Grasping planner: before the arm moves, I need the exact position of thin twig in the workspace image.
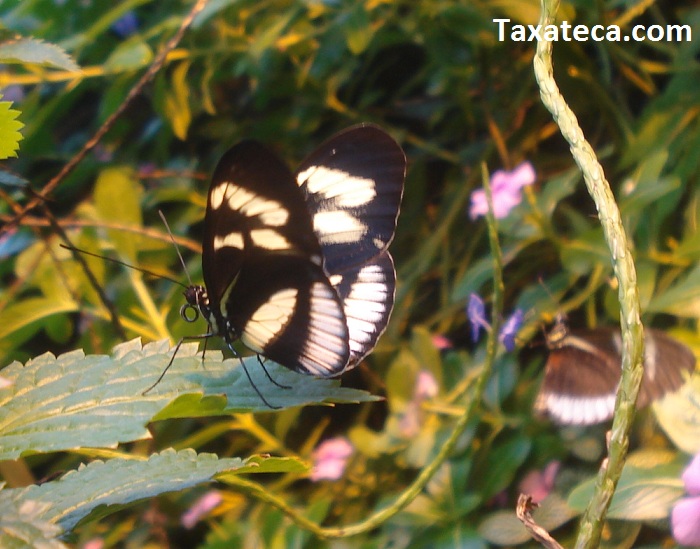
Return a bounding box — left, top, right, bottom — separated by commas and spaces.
0, 214, 202, 253
1, 0, 210, 238
516, 495, 564, 549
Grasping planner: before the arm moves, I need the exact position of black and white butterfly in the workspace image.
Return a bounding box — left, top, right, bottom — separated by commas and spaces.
182, 124, 406, 382
534, 315, 696, 425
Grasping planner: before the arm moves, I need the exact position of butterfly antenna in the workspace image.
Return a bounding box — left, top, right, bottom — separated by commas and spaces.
159, 210, 193, 287
60, 244, 187, 288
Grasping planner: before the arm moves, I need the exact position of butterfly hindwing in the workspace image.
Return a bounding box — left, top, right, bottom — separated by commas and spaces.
295, 124, 406, 274
331, 251, 396, 369
223, 252, 350, 376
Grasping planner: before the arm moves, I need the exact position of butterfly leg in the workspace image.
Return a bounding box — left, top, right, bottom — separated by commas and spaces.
237, 356, 281, 409
142, 333, 212, 395
256, 355, 291, 390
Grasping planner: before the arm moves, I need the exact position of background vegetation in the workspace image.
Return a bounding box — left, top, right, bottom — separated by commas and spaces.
0, 0, 699, 547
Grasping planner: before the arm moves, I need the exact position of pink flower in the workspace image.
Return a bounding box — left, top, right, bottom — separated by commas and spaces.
181, 491, 223, 529
519, 461, 561, 504
399, 371, 439, 437
432, 334, 453, 350
310, 437, 353, 481
672, 454, 700, 546
469, 161, 535, 220
415, 371, 439, 400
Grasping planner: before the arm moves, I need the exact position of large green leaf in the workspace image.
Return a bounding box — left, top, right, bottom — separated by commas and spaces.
0, 339, 379, 460
0, 38, 79, 71
654, 374, 700, 453
1, 449, 303, 537
567, 449, 686, 520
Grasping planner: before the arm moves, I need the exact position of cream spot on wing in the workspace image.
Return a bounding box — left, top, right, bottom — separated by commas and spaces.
213, 232, 244, 250
241, 289, 298, 352
298, 166, 376, 207
250, 229, 292, 250
313, 211, 367, 244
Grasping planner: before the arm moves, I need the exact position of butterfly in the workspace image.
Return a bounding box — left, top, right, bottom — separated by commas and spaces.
182, 124, 406, 383
534, 314, 696, 425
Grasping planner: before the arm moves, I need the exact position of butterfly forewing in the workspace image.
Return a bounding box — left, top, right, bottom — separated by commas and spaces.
295, 124, 406, 274
204, 141, 323, 303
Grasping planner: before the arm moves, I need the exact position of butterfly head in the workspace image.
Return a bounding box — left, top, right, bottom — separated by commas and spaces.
546, 312, 570, 350
181, 285, 212, 324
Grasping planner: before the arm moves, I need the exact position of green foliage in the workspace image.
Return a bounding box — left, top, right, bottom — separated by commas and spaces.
0, 338, 377, 461
0, 98, 23, 159
0, 0, 699, 547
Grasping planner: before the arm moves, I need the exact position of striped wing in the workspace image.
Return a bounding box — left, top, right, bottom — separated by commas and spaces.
535, 328, 696, 425
331, 251, 396, 370
295, 124, 406, 274
202, 141, 350, 375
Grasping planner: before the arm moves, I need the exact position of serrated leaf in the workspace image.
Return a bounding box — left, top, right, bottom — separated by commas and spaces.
0, 99, 23, 159
0, 498, 65, 549
567, 449, 686, 520
0, 339, 378, 460
0, 38, 80, 72
2, 449, 296, 536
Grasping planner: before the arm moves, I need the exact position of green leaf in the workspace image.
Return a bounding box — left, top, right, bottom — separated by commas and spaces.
0, 98, 23, 159
478, 494, 576, 545
473, 435, 531, 500
104, 38, 153, 72
164, 61, 192, 140
0, 38, 79, 72
0, 339, 378, 460
344, 4, 372, 55
654, 373, 700, 453
0, 296, 78, 345
93, 167, 143, 259
567, 449, 686, 520
647, 263, 700, 317
0, 498, 65, 549
2, 449, 296, 536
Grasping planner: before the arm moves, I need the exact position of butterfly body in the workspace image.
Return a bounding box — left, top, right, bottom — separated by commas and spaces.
535, 316, 696, 425
184, 125, 405, 377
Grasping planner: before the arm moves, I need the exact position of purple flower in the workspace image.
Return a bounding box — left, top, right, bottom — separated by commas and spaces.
468, 293, 489, 342
310, 437, 353, 481
672, 454, 700, 546
499, 309, 523, 352
181, 490, 223, 529
469, 161, 536, 220
112, 11, 138, 38
468, 293, 521, 352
